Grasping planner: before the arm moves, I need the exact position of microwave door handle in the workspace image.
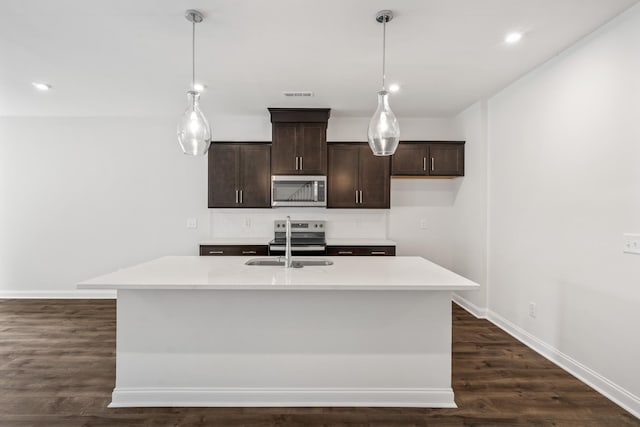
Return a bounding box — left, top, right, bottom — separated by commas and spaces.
313, 181, 318, 201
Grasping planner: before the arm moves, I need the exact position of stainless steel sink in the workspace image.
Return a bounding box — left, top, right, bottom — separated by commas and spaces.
245, 258, 333, 268
245, 258, 285, 266
294, 259, 333, 266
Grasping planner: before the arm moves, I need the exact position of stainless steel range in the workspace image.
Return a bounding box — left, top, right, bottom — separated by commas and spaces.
269, 219, 326, 256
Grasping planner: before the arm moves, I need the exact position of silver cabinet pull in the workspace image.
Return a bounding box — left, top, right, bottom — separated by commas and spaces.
300, 156, 303, 170
359, 190, 363, 204
295, 157, 299, 170
235, 190, 239, 204
431, 157, 435, 171
338, 251, 353, 255
423, 157, 427, 171
239, 190, 243, 204
209, 250, 224, 255
355, 190, 358, 204
242, 250, 256, 255
371, 251, 387, 255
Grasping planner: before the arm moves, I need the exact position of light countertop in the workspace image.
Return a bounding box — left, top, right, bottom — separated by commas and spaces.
325, 238, 396, 246
78, 256, 479, 291
200, 238, 397, 246
200, 238, 270, 246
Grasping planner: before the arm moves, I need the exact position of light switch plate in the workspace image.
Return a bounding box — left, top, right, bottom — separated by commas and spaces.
186, 218, 198, 229
623, 233, 640, 255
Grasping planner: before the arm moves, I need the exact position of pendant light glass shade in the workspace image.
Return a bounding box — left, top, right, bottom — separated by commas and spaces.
177, 91, 211, 156
368, 10, 400, 156
177, 10, 211, 156
367, 89, 400, 156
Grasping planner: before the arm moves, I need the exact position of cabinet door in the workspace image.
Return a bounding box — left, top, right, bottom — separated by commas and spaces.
327, 144, 359, 208
208, 144, 239, 208
358, 145, 390, 209
391, 144, 428, 175
239, 145, 271, 208
326, 246, 396, 256
429, 144, 464, 176
298, 123, 327, 175
271, 124, 298, 174
200, 245, 269, 256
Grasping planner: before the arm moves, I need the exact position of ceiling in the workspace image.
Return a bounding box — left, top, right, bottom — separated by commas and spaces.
1, 0, 637, 118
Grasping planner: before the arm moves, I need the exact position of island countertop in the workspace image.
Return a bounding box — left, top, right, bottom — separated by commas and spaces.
78, 255, 479, 291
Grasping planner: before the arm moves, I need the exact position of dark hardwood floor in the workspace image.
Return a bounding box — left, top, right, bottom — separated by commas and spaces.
0, 299, 637, 427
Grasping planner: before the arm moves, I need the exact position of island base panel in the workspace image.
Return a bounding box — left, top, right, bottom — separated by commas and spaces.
112, 289, 456, 407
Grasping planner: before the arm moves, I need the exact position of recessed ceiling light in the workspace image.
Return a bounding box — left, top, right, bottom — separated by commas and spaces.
32, 82, 52, 91
389, 83, 400, 93
193, 83, 205, 92
505, 32, 523, 44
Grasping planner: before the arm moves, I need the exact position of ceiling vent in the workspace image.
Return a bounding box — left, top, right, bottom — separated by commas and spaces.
283, 91, 314, 97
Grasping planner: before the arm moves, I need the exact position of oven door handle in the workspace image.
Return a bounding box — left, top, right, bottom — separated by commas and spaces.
269, 245, 326, 251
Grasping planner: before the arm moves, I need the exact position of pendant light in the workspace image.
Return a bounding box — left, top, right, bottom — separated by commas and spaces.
367, 10, 400, 156
177, 9, 211, 156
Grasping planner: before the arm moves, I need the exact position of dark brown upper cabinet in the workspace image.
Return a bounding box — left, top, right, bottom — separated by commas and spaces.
327, 143, 390, 209
391, 141, 465, 177
268, 108, 331, 175
208, 142, 271, 208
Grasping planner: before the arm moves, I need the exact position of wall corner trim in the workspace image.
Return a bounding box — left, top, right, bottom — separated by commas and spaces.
452, 293, 488, 319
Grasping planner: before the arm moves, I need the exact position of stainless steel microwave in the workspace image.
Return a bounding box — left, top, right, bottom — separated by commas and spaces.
271, 175, 327, 207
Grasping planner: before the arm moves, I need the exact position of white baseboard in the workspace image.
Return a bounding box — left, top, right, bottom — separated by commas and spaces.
452, 293, 488, 318
109, 387, 457, 408
0, 290, 116, 299
487, 309, 640, 420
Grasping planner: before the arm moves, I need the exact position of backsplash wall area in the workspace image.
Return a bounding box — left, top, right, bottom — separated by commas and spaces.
209, 209, 389, 241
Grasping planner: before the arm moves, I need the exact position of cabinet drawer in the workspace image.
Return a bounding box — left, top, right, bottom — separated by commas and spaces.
200, 245, 269, 256
326, 246, 396, 256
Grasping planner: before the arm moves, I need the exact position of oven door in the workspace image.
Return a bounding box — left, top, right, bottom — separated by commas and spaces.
269, 245, 327, 256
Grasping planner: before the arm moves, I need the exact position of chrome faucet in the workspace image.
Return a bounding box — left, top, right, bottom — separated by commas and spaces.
284, 216, 293, 268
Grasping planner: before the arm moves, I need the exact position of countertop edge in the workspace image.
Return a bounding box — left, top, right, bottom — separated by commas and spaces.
78, 284, 479, 291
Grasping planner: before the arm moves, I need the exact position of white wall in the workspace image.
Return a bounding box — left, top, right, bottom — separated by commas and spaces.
486, 5, 640, 414
0, 114, 461, 296
450, 101, 489, 313
0, 117, 210, 297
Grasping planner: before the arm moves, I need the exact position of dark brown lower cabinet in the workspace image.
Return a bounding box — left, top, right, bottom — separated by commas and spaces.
326, 246, 396, 256
200, 245, 269, 256
208, 143, 271, 208
327, 143, 390, 209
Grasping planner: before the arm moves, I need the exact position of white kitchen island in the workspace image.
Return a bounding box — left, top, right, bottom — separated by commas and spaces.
78, 255, 478, 408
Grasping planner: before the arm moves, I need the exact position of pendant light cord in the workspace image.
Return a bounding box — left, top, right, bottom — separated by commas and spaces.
192, 20, 196, 89
381, 17, 386, 90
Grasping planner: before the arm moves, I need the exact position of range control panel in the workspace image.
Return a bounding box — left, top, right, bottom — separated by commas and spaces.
274, 220, 325, 231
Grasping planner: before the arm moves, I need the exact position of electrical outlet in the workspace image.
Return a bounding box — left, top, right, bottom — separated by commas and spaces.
186, 218, 197, 229
623, 233, 640, 255
528, 302, 537, 318
420, 219, 428, 229
244, 218, 251, 228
